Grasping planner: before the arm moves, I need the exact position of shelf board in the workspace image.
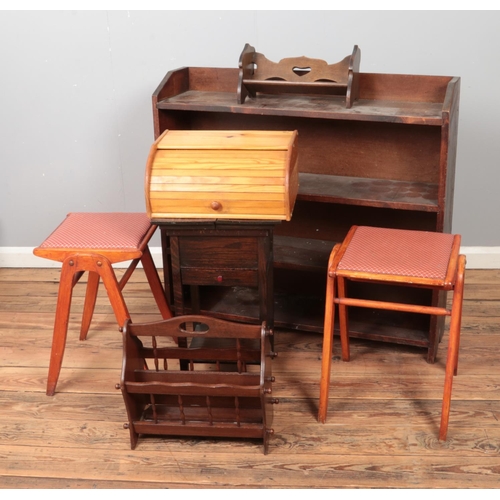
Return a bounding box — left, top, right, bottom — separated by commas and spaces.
273, 235, 333, 272
298, 173, 439, 212
157, 91, 445, 126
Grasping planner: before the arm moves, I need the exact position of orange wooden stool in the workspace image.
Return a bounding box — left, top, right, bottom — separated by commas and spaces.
318, 225, 466, 441
34, 212, 172, 396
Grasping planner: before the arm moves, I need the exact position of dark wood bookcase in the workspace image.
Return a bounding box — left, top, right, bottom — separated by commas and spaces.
151, 65, 460, 363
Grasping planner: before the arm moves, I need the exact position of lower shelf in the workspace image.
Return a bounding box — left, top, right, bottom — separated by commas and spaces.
192, 285, 431, 348
163, 232, 444, 360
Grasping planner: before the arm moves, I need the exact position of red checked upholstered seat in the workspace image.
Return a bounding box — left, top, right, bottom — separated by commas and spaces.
336, 226, 457, 284
36, 212, 155, 262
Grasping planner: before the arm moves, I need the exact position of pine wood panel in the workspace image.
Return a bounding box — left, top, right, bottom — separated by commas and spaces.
0, 268, 499, 488
145, 130, 298, 221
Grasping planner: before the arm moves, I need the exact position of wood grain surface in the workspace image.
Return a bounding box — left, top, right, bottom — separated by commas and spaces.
1, 268, 499, 489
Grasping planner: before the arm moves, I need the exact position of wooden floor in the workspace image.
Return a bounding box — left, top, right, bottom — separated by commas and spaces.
1, 267, 500, 489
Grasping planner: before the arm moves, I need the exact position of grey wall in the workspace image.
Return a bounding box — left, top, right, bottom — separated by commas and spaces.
1, 10, 499, 247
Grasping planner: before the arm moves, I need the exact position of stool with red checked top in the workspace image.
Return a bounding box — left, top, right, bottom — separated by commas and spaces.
317, 225, 466, 441
34, 212, 172, 396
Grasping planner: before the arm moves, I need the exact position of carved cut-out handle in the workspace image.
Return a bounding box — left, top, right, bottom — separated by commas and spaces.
292, 66, 311, 77
178, 321, 210, 334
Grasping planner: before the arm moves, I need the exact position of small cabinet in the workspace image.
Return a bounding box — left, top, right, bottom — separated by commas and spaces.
151, 48, 460, 363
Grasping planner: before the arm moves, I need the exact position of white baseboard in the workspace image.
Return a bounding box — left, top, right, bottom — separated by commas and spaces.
0, 246, 499, 270
458, 247, 500, 269
0, 247, 164, 269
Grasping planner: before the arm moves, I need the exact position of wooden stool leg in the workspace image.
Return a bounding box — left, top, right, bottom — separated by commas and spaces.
439, 255, 466, 441
318, 265, 337, 423
426, 291, 443, 363
48, 254, 131, 396
140, 245, 172, 320
80, 271, 100, 341
337, 276, 350, 362
92, 256, 131, 328
450, 255, 466, 375
47, 258, 78, 396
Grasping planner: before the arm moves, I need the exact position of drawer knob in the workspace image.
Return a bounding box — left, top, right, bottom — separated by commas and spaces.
211, 201, 222, 211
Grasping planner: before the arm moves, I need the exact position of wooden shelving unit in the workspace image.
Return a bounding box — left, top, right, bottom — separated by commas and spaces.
151, 52, 460, 363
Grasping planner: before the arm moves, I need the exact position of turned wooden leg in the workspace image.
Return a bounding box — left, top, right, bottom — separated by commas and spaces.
46, 257, 77, 396
80, 271, 100, 341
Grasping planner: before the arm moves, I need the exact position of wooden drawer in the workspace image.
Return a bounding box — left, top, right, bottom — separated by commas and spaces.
178, 236, 259, 286
181, 268, 259, 287
178, 236, 258, 269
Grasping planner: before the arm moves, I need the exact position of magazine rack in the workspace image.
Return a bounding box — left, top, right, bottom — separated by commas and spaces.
118, 315, 277, 453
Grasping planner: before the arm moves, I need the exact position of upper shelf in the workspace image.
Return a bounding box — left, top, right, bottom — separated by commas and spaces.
153, 67, 460, 129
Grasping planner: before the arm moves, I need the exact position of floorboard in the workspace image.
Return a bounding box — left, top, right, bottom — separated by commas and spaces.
0, 268, 499, 489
